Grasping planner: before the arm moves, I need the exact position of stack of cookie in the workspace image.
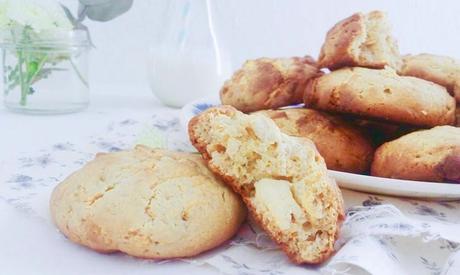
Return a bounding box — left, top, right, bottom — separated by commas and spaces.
49, 10, 459, 267
221, 10, 460, 183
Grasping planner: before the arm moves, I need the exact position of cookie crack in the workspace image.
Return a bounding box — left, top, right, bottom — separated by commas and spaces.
144, 193, 156, 220
87, 185, 116, 206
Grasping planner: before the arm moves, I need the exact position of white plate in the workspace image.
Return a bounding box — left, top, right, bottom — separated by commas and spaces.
181, 97, 460, 200
330, 170, 460, 200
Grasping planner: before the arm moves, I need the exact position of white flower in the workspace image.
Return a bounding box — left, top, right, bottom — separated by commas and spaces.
0, 0, 72, 32
0, 2, 9, 29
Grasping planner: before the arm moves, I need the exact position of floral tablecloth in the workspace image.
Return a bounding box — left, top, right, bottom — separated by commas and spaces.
1, 94, 459, 275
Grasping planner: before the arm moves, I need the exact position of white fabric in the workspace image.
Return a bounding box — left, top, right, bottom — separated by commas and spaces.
1, 92, 459, 275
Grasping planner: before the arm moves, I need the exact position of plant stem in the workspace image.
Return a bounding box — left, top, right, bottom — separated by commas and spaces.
2, 50, 8, 96
17, 50, 28, 106
69, 58, 88, 87
28, 54, 48, 84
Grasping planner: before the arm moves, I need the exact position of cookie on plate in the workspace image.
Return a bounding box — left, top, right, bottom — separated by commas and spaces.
318, 11, 402, 70
304, 67, 456, 127
188, 106, 344, 264
220, 56, 322, 113
371, 126, 460, 183
348, 117, 418, 146
456, 105, 460, 127
400, 54, 460, 103
50, 146, 246, 259
255, 108, 374, 173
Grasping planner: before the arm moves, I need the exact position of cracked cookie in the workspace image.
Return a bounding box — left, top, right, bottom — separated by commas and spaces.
255, 108, 374, 173
220, 56, 322, 113
304, 67, 456, 127
50, 145, 246, 259
371, 126, 460, 183
400, 53, 460, 104
318, 11, 402, 70
188, 106, 344, 264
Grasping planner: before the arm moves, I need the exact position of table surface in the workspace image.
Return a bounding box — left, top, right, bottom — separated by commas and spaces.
1, 85, 459, 275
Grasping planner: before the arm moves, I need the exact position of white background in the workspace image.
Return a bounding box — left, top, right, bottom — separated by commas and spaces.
70, 0, 460, 95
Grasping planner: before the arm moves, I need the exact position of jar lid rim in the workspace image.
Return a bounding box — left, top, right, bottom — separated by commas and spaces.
0, 28, 91, 48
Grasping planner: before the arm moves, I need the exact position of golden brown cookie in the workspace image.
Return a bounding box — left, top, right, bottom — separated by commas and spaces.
220, 56, 322, 113
304, 67, 456, 127
50, 146, 246, 259
255, 108, 374, 173
371, 126, 460, 183
400, 54, 460, 103
188, 106, 344, 264
318, 11, 402, 70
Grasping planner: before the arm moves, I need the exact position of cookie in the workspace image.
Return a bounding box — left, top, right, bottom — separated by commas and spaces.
304, 67, 456, 127
371, 126, 460, 183
318, 11, 402, 70
50, 146, 246, 259
348, 117, 418, 146
255, 108, 374, 173
220, 56, 322, 113
456, 105, 460, 127
400, 53, 460, 103
188, 106, 344, 264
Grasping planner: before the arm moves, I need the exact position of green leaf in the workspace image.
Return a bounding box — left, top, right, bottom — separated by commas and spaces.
7, 65, 19, 79
30, 68, 53, 84
60, 4, 95, 47
27, 61, 39, 76
78, 0, 133, 22
60, 4, 78, 26
80, 0, 116, 5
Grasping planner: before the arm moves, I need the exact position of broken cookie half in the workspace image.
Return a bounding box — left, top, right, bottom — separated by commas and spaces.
318, 10, 402, 71
188, 105, 345, 264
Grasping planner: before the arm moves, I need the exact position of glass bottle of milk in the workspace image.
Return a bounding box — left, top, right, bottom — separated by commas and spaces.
148, 0, 232, 107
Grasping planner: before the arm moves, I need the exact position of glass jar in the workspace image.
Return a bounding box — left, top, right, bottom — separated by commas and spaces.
0, 29, 90, 114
